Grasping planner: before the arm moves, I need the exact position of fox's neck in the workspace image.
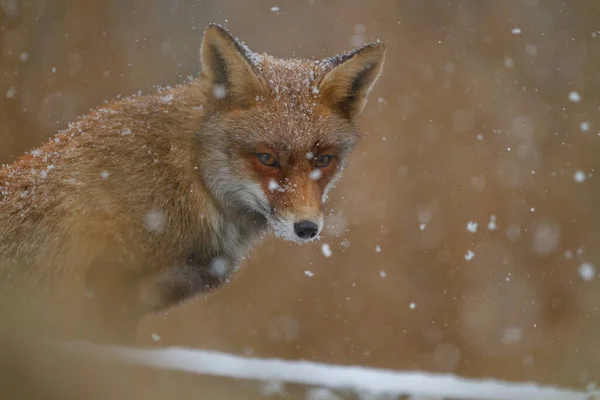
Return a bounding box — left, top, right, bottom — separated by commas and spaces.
216, 206, 269, 261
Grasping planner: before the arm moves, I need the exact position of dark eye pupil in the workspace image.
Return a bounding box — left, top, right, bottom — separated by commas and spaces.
257, 153, 277, 167
316, 155, 331, 167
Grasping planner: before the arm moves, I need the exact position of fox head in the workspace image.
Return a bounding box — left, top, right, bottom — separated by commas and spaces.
195, 24, 386, 243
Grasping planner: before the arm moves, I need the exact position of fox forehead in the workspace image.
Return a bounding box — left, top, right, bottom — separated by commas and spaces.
219, 56, 358, 153
223, 107, 357, 155
257, 54, 329, 103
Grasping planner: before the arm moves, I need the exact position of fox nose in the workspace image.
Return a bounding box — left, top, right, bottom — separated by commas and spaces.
294, 220, 319, 240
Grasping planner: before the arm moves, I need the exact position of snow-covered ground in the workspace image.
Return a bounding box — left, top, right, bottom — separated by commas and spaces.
59, 342, 599, 400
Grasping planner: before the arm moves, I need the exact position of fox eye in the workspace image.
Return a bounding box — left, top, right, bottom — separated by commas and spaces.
256, 153, 279, 167
315, 154, 333, 168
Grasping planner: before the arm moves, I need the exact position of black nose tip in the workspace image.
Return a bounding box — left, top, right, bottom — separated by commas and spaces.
294, 220, 319, 240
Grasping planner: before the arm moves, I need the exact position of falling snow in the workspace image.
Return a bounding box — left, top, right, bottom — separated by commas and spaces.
574, 170, 586, 183
466, 221, 478, 233
579, 262, 595, 281
465, 250, 475, 261
568, 91, 581, 102
213, 85, 227, 99
2, 11, 600, 398
268, 179, 280, 192
309, 169, 322, 181
6, 87, 17, 99
503, 327, 523, 344
504, 56, 515, 68
532, 220, 560, 255
580, 121, 590, 132
525, 44, 537, 56
488, 215, 498, 231
144, 210, 165, 233
209, 257, 231, 278
565, 250, 573, 260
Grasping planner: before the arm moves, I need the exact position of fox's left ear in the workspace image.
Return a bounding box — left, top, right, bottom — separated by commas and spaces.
200, 24, 265, 108
318, 42, 386, 120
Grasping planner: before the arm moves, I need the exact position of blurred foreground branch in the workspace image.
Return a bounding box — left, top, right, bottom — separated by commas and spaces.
52, 341, 599, 400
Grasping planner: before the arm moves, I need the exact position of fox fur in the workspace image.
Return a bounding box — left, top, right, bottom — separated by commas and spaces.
0, 24, 386, 342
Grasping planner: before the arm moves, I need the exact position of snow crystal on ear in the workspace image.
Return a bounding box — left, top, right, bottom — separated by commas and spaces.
319, 41, 383, 70
213, 84, 227, 99
212, 24, 265, 72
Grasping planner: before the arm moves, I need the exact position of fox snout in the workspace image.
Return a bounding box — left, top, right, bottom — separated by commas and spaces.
294, 220, 318, 240
287, 206, 325, 242
268, 206, 325, 244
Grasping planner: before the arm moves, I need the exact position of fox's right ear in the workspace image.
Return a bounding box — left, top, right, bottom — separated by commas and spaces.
200, 24, 265, 108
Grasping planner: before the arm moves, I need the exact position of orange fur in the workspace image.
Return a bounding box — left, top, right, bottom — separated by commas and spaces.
0, 24, 385, 343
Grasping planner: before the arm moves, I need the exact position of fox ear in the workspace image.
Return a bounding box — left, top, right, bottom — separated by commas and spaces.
200, 24, 264, 108
318, 42, 386, 119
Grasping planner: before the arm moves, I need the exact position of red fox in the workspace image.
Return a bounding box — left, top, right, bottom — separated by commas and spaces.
0, 24, 386, 342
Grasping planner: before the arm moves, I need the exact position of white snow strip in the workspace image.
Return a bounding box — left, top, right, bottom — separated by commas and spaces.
55, 342, 597, 400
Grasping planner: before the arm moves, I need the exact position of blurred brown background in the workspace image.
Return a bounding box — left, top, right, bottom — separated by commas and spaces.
2, 0, 600, 394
